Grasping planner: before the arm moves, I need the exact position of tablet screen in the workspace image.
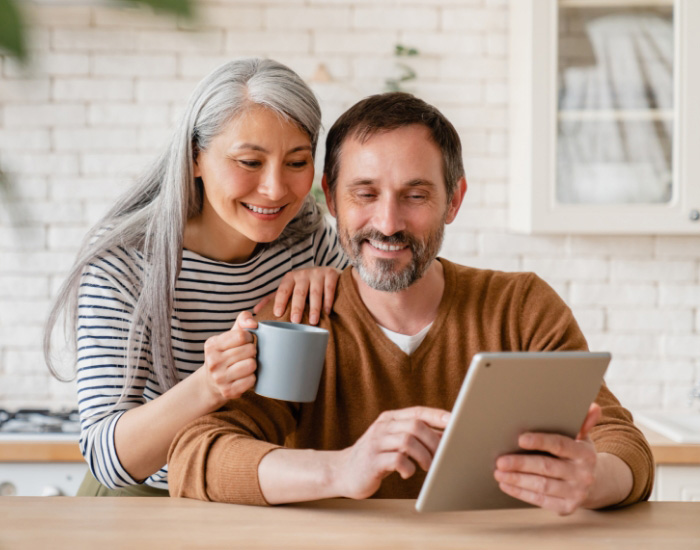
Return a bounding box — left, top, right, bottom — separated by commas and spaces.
415, 351, 610, 512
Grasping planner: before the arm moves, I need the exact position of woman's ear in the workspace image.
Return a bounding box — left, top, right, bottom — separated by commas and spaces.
192, 142, 201, 178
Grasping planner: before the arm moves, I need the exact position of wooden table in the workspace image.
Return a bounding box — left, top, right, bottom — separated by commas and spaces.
1, 497, 699, 550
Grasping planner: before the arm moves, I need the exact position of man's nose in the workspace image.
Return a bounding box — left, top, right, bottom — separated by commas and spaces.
258, 165, 287, 201
374, 197, 406, 236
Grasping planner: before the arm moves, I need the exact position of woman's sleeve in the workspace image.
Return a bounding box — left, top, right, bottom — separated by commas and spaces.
75, 250, 150, 489
311, 216, 349, 269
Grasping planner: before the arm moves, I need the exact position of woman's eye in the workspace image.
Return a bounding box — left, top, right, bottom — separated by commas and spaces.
238, 160, 261, 168
288, 160, 308, 168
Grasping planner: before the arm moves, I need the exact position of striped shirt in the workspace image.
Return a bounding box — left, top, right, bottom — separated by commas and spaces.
76, 218, 348, 490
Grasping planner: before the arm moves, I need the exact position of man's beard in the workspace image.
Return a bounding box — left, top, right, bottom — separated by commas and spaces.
338, 221, 445, 293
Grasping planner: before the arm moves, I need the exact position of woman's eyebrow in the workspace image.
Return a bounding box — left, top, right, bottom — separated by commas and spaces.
231, 143, 312, 154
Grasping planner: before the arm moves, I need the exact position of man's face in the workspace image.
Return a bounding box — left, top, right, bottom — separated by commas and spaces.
324, 124, 462, 292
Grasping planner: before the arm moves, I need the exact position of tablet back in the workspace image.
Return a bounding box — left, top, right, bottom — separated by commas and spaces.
415, 351, 610, 512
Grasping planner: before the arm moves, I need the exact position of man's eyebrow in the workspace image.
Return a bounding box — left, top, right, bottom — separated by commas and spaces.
405, 179, 437, 188
231, 143, 312, 154
347, 179, 375, 187
346, 178, 437, 188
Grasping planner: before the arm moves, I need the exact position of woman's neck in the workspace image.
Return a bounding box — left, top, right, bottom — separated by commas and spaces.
183, 215, 257, 264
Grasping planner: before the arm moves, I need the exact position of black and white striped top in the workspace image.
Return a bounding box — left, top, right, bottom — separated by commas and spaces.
76, 218, 347, 490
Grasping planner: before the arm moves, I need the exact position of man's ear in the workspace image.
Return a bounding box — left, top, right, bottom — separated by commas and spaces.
321, 174, 337, 217
445, 177, 467, 224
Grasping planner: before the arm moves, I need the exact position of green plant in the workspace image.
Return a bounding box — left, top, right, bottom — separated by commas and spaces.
0, 0, 196, 197
0, 0, 194, 63
385, 44, 419, 93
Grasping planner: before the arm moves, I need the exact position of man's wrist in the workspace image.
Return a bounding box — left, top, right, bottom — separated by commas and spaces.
324, 448, 349, 499
584, 452, 634, 509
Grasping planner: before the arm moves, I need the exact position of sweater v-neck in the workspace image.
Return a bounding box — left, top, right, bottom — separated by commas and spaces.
336, 258, 457, 363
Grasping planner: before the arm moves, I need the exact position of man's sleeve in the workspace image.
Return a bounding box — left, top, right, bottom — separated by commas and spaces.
518, 273, 655, 506
167, 393, 298, 505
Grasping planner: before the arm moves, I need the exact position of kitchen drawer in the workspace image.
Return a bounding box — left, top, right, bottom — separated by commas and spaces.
652, 465, 700, 502
0, 462, 87, 496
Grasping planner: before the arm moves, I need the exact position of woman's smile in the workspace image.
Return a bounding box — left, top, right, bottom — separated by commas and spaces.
241, 202, 287, 219
185, 105, 315, 263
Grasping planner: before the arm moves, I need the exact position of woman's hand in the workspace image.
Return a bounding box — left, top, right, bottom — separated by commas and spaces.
200, 311, 259, 408
253, 267, 342, 325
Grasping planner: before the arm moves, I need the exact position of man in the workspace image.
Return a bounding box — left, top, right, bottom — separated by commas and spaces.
168, 93, 653, 515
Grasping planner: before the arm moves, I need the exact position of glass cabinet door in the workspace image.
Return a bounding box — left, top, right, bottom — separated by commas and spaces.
509, 0, 700, 234
557, 1, 674, 205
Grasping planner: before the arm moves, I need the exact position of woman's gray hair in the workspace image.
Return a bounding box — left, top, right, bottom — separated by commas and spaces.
44, 58, 323, 399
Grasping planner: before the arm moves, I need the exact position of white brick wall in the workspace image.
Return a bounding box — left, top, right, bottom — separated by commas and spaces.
0, 0, 698, 413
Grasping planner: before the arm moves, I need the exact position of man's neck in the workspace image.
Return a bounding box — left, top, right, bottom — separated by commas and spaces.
352, 259, 446, 336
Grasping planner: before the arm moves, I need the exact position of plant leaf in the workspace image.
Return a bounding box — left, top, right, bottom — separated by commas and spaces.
0, 0, 27, 62
121, 0, 194, 17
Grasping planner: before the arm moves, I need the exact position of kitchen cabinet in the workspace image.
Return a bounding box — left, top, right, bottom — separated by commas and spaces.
0, 439, 86, 496
509, 0, 700, 234
653, 466, 700, 501
638, 423, 700, 501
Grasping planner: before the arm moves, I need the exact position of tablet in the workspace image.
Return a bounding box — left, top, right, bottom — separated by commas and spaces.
415, 351, 610, 512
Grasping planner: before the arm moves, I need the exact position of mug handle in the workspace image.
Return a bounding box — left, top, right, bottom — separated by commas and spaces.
244, 327, 257, 346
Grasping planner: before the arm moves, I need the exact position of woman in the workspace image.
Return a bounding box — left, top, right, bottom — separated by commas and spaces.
44, 58, 347, 496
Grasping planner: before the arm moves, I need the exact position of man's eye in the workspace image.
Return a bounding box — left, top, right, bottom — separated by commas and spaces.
238, 160, 261, 168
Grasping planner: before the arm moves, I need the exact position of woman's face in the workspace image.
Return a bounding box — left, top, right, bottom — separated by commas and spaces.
192, 105, 314, 260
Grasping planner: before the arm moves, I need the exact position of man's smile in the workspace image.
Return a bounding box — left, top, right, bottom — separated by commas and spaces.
367, 239, 409, 253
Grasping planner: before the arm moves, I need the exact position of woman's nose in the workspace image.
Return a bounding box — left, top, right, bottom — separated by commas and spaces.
258, 165, 287, 201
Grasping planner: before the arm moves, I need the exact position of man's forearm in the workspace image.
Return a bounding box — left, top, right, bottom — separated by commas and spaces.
584, 452, 634, 509
258, 448, 346, 504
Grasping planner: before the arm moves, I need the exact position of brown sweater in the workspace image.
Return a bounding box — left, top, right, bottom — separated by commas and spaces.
168, 259, 654, 506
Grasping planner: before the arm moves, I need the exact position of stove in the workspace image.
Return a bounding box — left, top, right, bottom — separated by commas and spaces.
0, 409, 80, 442
0, 409, 86, 497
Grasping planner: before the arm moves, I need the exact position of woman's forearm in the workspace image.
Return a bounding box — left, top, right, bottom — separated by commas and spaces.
114, 367, 223, 481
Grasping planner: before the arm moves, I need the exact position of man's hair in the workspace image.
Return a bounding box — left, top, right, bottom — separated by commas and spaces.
323, 92, 465, 200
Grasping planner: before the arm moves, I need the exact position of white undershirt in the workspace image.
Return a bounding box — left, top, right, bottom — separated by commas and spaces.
378, 322, 434, 355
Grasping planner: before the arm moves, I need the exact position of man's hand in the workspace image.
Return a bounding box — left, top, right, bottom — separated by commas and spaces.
494, 403, 602, 516
333, 407, 450, 500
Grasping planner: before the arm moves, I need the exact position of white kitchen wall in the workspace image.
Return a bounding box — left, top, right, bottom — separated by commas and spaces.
0, 0, 698, 413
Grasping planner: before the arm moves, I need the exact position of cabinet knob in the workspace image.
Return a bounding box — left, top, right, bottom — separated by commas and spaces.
0, 482, 17, 496
690, 210, 700, 221
41, 486, 63, 497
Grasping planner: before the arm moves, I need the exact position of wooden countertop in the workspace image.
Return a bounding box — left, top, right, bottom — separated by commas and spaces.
1, 498, 698, 550
0, 439, 83, 462
637, 424, 700, 465
0, 425, 698, 465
